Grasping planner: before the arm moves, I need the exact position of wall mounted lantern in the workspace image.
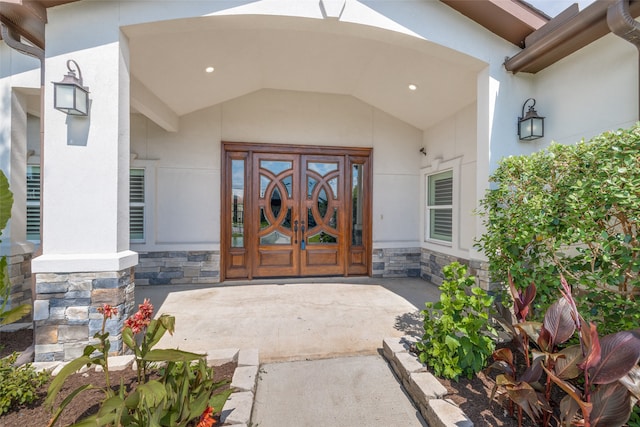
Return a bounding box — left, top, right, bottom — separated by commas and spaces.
53, 59, 89, 116
517, 98, 544, 141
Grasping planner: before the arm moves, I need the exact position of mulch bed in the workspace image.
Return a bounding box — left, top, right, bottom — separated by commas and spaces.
0, 329, 236, 427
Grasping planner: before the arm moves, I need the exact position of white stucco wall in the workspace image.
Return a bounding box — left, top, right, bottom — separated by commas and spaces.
0, 45, 41, 256
535, 33, 637, 147
131, 88, 422, 251
421, 102, 477, 259
8, 0, 633, 274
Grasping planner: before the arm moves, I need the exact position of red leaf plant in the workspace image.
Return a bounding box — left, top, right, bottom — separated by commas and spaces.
489, 273, 640, 427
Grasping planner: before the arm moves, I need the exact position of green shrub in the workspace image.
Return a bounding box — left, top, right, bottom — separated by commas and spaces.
416, 262, 496, 380
0, 353, 49, 414
476, 125, 640, 334
0, 171, 30, 326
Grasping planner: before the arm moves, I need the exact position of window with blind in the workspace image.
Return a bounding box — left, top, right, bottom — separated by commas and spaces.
26, 165, 41, 242
130, 168, 145, 242
427, 170, 453, 242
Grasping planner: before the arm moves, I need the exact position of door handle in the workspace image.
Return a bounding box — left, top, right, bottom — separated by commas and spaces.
294, 220, 298, 244
301, 221, 306, 250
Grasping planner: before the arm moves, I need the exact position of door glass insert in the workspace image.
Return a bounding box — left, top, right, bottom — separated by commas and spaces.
328, 177, 338, 199
308, 162, 337, 176
283, 207, 292, 230
261, 160, 292, 175
270, 187, 282, 218
307, 207, 317, 229
231, 159, 245, 248
307, 177, 317, 199
260, 175, 271, 198
282, 175, 293, 197
352, 163, 363, 246
329, 208, 337, 229
260, 207, 269, 230
317, 188, 328, 217
260, 230, 291, 245
308, 231, 337, 244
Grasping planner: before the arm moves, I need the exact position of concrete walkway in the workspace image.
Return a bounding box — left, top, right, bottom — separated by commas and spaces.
137, 277, 440, 426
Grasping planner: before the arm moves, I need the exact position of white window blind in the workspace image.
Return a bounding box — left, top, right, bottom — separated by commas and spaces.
427, 170, 453, 242
130, 168, 145, 242
26, 165, 41, 242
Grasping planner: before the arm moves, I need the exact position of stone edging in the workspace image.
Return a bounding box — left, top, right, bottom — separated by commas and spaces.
382, 337, 473, 427
31, 347, 259, 427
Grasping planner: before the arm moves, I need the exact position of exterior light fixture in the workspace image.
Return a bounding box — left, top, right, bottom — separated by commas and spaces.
53, 59, 89, 116
517, 98, 544, 141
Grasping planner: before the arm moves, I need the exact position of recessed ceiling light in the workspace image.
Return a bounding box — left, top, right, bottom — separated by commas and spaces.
205, 66, 215, 73
408, 84, 417, 91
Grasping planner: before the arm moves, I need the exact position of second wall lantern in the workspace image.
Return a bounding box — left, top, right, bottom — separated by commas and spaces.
53, 59, 89, 116
518, 98, 544, 141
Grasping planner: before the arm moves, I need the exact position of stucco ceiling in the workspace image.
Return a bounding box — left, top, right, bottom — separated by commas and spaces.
123, 15, 485, 131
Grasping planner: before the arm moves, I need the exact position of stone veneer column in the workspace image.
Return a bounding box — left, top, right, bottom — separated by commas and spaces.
420, 248, 498, 291
4, 253, 33, 320
33, 27, 136, 361
33, 269, 135, 362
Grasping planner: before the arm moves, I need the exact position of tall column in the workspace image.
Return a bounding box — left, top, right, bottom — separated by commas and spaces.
32, 33, 137, 361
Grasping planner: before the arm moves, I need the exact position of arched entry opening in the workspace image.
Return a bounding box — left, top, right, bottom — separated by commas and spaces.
124, 12, 484, 283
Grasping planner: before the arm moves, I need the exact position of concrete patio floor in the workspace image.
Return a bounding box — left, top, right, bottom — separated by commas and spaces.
137, 277, 440, 362
137, 277, 442, 426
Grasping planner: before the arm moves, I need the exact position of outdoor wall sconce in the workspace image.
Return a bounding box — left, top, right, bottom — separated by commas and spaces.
517, 98, 544, 141
53, 59, 89, 116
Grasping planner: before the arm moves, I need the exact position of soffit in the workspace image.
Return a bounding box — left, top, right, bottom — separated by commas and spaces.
125, 16, 484, 130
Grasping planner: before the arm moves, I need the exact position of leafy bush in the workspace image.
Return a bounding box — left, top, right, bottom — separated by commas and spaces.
0, 353, 49, 414
476, 125, 640, 334
0, 171, 30, 326
416, 262, 496, 380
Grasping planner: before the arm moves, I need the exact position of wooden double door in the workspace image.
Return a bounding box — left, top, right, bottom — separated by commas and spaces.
222, 143, 371, 280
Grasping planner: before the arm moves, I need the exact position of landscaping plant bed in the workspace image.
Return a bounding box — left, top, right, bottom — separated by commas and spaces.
436, 365, 536, 427
0, 329, 236, 427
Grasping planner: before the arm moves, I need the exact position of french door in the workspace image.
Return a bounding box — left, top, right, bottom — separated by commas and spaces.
222, 142, 371, 280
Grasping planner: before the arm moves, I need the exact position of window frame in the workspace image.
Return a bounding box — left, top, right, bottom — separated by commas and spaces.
129, 167, 146, 244
426, 170, 453, 243
422, 156, 462, 247
26, 164, 41, 243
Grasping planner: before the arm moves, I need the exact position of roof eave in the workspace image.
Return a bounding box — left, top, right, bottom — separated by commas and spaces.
441, 0, 548, 47
505, 0, 640, 74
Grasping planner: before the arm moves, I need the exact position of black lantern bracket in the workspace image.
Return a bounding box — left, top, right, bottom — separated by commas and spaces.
517, 98, 544, 141
53, 59, 90, 116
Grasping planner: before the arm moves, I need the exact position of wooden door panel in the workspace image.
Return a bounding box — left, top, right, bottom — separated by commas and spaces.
222, 142, 371, 280
252, 153, 300, 277
300, 155, 345, 276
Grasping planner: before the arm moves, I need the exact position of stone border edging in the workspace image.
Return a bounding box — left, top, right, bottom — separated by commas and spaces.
383, 337, 473, 427
31, 347, 259, 427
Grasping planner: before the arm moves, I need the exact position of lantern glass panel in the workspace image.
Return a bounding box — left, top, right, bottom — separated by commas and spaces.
74, 88, 88, 115
55, 84, 75, 110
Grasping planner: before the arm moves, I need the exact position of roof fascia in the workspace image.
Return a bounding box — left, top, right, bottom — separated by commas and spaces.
505, 0, 640, 73
0, 0, 76, 49
441, 0, 548, 47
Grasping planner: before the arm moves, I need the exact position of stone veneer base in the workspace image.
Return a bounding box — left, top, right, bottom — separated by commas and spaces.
420, 248, 496, 291
33, 268, 135, 362
372, 247, 421, 278
135, 251, 220, 285
1, 252, 34, 321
